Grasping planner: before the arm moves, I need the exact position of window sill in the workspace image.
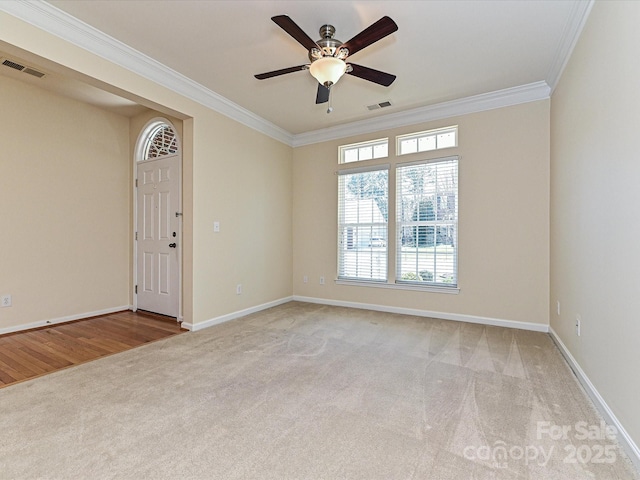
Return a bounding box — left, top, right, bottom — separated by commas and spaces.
335, 279, 460, 294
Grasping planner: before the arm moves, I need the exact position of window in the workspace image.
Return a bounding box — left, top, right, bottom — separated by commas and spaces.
143, 123, 178, 160
397, 126, 457, 156
339, 138, 388, 164
338, 166, 389, 281
336, 128, 459, 291
396, 156, 458, 287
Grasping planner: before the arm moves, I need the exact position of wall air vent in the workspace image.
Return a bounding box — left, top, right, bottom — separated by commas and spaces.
366, 100, 392, 111
1, 58, 46, 78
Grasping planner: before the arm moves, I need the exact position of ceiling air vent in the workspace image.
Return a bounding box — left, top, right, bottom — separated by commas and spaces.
1, 58, 46, 78
23, 67, 46, 78
366, 100, 392, 111
2, 59, 25, 71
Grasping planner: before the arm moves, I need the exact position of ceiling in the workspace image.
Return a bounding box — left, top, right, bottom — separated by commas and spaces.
0, 46, 148, 117
4, 1, 589, 137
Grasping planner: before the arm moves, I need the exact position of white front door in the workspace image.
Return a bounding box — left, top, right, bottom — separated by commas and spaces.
136, 154, 180, 317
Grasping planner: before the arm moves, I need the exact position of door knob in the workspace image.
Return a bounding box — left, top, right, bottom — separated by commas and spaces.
169, 243, 177, 248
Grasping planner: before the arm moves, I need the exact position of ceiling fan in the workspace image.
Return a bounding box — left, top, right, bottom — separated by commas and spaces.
255, 15, 398, 107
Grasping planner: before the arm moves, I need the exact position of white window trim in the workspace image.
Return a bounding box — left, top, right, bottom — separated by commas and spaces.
337, 164, 389, 282
396, 125, 458, 157
395, 155, 459, 289
335, 278, 460, 294
338, 163, 391, 175
339, 137, 389, 164
396, 155, 460, 168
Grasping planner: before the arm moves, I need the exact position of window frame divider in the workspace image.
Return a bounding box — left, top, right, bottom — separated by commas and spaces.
337, 163, 390, 176
396, 155, 459, 169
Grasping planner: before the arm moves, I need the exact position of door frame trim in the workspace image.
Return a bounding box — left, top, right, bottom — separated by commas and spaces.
132, 118, 183, 322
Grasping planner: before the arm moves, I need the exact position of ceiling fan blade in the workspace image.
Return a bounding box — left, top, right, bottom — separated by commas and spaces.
347, 63, 396, 87
340, 16, 398, 57
316, 84, 330, 104
254, 65, 308, 80
271, 15, 320, 51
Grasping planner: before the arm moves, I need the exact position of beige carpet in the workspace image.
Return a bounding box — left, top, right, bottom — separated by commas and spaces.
0, 302, 637, 479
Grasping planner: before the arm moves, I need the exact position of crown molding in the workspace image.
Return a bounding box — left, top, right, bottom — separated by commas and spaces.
1, 0, 581, 149
0, 0, 294, 146
546, 0, 594, 93
292, 81, 551, 147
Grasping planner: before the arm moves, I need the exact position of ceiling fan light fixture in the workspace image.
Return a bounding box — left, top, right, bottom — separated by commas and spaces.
309, 56, 347, 88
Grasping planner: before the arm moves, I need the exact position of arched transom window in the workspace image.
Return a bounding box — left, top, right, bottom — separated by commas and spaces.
143, 123, 178, 160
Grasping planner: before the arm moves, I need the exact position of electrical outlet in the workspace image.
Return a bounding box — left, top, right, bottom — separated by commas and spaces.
1, 295, 12, 307
303, 276, 308, 283
576, 314, 581, 337
319, 276, 325, 285
236, 284, 242, 295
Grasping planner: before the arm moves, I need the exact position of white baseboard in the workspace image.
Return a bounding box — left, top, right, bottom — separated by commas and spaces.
0, 305, 133, 335
549, 327, 640, 471
181, 296, 294, 332
292, 295, 549, 332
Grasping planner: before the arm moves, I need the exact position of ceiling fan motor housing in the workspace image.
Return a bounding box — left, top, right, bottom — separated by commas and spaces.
309, 24, 346, 61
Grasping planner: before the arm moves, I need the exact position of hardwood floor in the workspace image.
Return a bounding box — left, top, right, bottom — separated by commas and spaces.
0, 310, 186, 388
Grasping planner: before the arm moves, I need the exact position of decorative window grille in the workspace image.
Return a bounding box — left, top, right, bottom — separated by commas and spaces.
143, 124, 178, 160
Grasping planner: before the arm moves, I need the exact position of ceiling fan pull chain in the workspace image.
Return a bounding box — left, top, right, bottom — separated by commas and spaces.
327, 90, 334, 114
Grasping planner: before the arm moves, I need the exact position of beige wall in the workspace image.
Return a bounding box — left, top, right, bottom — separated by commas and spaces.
550, 1, 640, 448
0, 12, 293, 329
293, 100, 550, 326
0, 74, 131, 330
190, 116, 293, 324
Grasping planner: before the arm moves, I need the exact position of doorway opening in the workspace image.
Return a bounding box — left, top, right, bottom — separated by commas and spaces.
133, 118, 182, 320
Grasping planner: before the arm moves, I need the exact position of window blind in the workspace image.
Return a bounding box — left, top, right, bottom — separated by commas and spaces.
338, 166, 389, 281
396, 156, 458, 287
